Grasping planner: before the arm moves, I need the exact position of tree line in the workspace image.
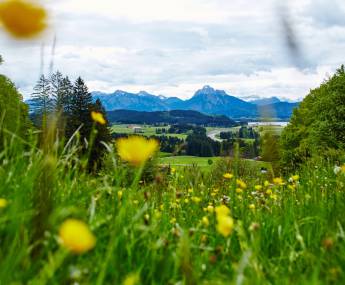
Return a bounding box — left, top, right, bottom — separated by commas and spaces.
30, 71, 111, 170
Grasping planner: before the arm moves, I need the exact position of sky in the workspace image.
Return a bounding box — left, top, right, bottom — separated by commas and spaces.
1, 0, 345, 101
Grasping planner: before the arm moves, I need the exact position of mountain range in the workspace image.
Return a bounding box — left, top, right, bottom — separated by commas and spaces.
93, 86, 299, 120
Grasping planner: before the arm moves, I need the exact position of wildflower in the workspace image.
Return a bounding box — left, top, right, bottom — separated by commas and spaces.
292, 175, 299, 181
236, 179, 247, 189
202, 216, 209, 227
188, 188, 193, 194
266, 189, 272, 195
59, 219, 96, 254
273, 177, 284, 186
0, 0, 47, 39
117, 190, 123, 200
249, 204, 255, 210
191, 196, 201, 203
254, 185, 262, 191
264, 180, 270, 187
123, 272, 140, 285
184, 198, 189, 204
334, 165, 341, 175
91, 111, 106, 125
236, 188, 243, 194
223, 173, 233, 179
116, 136, 159, 166
0, 198, 7, 208
288, 184, 296, 191
216, 215, 234, 237
207, 205, 214, 213
215, 205, 231, 217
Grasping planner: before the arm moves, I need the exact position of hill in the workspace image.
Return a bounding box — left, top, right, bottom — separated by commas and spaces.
93, 86, 299, 120
106, 109, 237, 127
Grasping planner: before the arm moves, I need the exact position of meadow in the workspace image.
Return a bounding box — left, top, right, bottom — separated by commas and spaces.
1, 130, 345, 284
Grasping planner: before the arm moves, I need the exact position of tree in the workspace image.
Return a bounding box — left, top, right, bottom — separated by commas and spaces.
31, 75, 53, 127
280, 65, 345, 171
0, 75, 31, 146
69, 77, 93, 139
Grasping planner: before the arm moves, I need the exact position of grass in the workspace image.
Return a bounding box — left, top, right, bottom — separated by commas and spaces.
1, 126, 345, 284
111, 124, 188, 139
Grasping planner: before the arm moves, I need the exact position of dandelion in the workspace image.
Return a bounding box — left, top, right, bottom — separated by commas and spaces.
123, 273, 140, 285
254, 185, 262, 191
0, 0, 47, 39
236, 188, 243, 194
223, 173, 233, 179
191, 196, 201, 203
117, 190, 123, 200
207, 205, 214, 213
216, 215, 234, 237
273, 177, 284, 186
236, 179, 247, 189
59, 219, 96, 254
116, 136, 159, 166
91, 111, 106, 125
292, 175, 299, 181
264, 180, 270, 187
202, 216, 209, 227
215, 205, 231, 217
249, 204, 255, 210
0, 198, 7, 208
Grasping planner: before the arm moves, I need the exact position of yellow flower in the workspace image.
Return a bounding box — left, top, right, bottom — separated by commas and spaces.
123, 273, 140, 285
0, 198, 7, 208
236, 188, 243, 194
117, 190, 123, 200
116, 136, 159, 166
191, 196, 201, 203
0, 0, 47, 39
266, 189, 272, 195
91, 111, 106, 125
202, 216, 209, 227
223, 173, 233, 179
215, 205, 230, 217
254, 185, 262, 191
59, 219, 96, 254
188, 188, 193, 193
184, 198, 189, 204
236, 179, 247, 189
264, 180, 270, 187
216, 216, 234, 237
273, 177, 284, 186
291, 175, 299, 181
171, 167, 176, 174
207, 205, 214, 213
249, 204, 255, 210
170, 217, 176, 224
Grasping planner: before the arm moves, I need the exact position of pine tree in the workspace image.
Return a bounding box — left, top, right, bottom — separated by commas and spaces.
31, 75, 53, 127
69, 77, 93, 139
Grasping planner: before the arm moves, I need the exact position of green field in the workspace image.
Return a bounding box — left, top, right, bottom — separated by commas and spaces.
111, 124, 188, 139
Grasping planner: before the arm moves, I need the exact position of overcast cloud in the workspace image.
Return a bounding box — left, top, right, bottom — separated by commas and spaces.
0, 0, 345, 100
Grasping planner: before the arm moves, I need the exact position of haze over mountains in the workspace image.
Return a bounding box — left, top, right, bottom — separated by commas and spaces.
93, 85, 298, 120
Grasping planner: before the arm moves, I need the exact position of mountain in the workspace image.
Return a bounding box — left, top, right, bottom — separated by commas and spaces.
92, 86, 299, 120
250, 97, 281, 106
107, 109, 237, 127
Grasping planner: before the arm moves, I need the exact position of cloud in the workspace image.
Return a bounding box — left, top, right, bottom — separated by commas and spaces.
0, 0, 344, 101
